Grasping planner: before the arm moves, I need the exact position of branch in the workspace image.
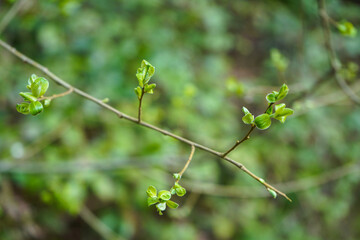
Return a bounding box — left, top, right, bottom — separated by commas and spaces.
221, 103, 274, 157
317, 0, 360, 105
0, 0, 27, 35
176, 145, 196, 182
37, 87, 74, 101
137, 88, 145, 123
0, 39, 291, 202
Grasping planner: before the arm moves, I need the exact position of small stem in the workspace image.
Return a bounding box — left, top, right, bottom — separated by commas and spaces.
222, 126, 255, 158
317, 0, 360, 105
137, 88, 145, 123
37, 87, 74, 101
222, 103, 274, 157
176, 145, 196, 182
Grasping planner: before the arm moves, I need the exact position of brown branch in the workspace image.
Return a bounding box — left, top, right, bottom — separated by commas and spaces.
176, 145, 196, 182
37, 87, 74, 101
0, 39, 291, 202
222, 103, 274, 157
317, 0, 360, 105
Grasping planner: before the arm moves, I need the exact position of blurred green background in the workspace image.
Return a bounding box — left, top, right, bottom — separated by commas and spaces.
1, 0, 360, 239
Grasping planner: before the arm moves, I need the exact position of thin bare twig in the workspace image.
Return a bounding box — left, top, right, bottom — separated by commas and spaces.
37, 87, 74, 101
0, 0, 28, 34
317, 0, 360, 105
176, 145, 196, 182
0, 39, 291, 201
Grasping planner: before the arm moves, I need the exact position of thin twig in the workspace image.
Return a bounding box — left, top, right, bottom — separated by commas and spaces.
317, 0, 360, 105
0, 39, 291, 201
0, 0, 27, 34
137, 88, 145, 123
176, 145, 196, 182
79, 206, 125, 240
37, 87, 74, 101
222, 103, 274, 157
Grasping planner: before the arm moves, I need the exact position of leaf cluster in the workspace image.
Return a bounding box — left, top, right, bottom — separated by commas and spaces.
16, 74, 51, 116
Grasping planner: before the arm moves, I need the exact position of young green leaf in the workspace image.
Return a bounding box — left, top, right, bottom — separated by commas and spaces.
266, 105, 273, 115
136, 60, 155, 87
173, 183, 186, 197
337, 20, 357, 37
254, 114, 271, 130
29, 101, 43, 116
270, 49, 289, 72
173, 173, 181, 181
266, 93, 277, 103
242, 107, 254, 124
273, 103, 294, 119
144, 83, 156, 94
147, 197, 159, 206
146, 185, 157, 198
19, 92, 37, 102
166, 200, 179, 209
267, 188, 277, 199
134, 86, 142, 99
242, 113, 254, 125
277, 84, 289, 101
158, 190, 172, 201
16, 102, 30, 115
156, 202, 166, 212
31, 77, 49, 98
42, 99, 52, 108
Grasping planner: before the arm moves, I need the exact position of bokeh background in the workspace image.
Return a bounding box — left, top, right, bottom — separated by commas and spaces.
1, 0, 360, 239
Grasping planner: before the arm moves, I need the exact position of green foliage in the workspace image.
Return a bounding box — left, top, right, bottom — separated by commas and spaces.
29, 101, 44, 116
254, 114, 271, 130
134, 60, 156, 99
242, 107, 255, 125
337, 20, 357, 37
146, 179, 186, 215
17, 74, 50, 116
244, 84, 293, 130
270, 49, 289, 72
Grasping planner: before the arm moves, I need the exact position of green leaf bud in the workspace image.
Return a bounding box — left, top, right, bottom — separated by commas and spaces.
277, 84, 289, 101
266, 93, 277, 103
173, 182, 186, 197
242, 113, 254, 125
158, 190, 172, 201
173, 173, 181, 181
146, 185, 157, 198
31, 77, 49, 98
29, 101, 44, 116
136, 60, 155, 87
144, 83, 156, 94
19, 92, 37, 102
267, 188, 277, 199
147, 197, 159, 207
337, 20, 357, 37
266, 105, 273, 115
134, 86, 142, 99
254, 114, 271, 130
166, 200, 179, 209
156, 202, 166, 212
42, 99, 51, 108
242, 107, 254, 124
16, 102, 30, 115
